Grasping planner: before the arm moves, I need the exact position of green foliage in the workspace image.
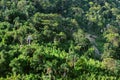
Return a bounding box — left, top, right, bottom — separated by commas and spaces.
73, 29, 88, 46
0, 0, 120, 79
103, 25, 120, 59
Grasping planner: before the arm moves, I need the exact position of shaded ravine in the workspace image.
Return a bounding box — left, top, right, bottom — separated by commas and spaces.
85, 33, 101, 57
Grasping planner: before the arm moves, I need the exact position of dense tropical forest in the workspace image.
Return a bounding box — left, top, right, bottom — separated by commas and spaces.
0, 0, 120, 80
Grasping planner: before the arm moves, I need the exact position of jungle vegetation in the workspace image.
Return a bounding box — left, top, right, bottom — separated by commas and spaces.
0, 0, 120, 80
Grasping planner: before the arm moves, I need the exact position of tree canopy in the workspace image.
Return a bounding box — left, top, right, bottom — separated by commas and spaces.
0, 0, 120, 80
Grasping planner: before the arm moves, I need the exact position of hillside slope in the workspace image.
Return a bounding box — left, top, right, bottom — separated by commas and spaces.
0, 0, 120, 80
